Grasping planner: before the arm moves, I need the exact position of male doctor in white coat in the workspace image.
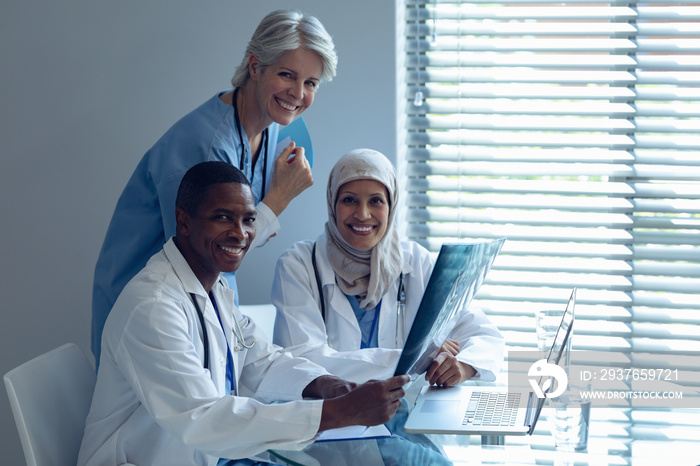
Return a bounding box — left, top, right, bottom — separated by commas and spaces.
78, 161, 408, 466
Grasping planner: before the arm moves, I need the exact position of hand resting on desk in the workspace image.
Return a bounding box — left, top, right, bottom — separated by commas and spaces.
425, 338, 477, 387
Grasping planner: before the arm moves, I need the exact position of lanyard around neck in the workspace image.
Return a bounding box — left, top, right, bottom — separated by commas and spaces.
231, 87, 268, 197
209, 292, 235, 392
189, 292, 235, 393
312, 240, 406, 347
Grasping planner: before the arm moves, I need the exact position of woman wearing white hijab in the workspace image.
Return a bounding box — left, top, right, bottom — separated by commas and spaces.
271, 149, 504, 384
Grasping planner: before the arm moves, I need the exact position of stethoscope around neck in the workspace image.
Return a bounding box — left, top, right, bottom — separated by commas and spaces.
188, 291, 256, 372
311, 241, 407, 348
232, 87, 268, 197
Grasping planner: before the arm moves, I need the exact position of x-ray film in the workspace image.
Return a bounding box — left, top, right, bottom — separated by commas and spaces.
393, 238, 505, 378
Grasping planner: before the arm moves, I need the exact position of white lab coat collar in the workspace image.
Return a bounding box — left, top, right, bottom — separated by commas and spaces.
162, 237, 240, 393
315, 233, 416, 349
163, 238, 228, 335
163, 237, 228, 299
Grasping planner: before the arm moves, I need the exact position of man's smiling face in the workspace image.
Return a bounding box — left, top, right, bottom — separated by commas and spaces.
177, 182, 257, 289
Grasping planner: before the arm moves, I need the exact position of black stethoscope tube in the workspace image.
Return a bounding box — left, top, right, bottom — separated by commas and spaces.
231, 87, 268, 198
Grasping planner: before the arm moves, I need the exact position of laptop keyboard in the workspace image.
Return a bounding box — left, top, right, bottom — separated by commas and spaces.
462, 391, 521, 427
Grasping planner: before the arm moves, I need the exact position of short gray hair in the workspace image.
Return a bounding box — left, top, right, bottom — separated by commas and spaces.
231, 10, 337, 88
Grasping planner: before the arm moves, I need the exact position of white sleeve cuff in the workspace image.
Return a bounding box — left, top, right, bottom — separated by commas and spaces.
250, 201, 281, 249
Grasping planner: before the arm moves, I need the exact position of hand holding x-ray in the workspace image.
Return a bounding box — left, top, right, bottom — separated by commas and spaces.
393, 238, 506, 379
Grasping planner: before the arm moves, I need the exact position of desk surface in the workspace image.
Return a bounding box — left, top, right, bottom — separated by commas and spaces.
268, 380, 700, 466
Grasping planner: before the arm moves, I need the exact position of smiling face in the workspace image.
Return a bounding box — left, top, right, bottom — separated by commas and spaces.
335, 179, 390, 251
176, 182, 257, 291
250, 47, 323, 127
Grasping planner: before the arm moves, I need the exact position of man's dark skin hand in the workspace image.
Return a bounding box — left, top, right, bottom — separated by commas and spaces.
302, 374, 357, 399
303, 374, 410, 432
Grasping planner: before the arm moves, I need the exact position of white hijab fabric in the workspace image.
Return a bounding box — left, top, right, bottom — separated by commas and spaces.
325, 148, 403, 309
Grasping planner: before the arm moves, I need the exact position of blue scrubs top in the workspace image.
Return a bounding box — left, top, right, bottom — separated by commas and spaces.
91, 90, 280, 363
347, 295, 380, 349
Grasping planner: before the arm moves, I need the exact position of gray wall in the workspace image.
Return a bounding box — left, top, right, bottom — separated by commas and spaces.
0, 1, 398, 463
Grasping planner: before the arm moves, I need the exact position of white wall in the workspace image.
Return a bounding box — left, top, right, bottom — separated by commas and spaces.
0, 1, 398, 462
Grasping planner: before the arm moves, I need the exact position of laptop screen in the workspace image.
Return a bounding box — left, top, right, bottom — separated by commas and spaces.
527, 288, 577, 433
393, 238, 505, 378
547, 288, 576, 366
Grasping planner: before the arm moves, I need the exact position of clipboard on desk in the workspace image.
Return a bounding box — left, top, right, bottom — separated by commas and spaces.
315, 424, 391, 443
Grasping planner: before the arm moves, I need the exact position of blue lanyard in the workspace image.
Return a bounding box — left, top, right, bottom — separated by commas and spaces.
209, 292, 235, 393
361, 299, 382, 349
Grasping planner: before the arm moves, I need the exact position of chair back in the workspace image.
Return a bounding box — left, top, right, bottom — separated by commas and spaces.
4, 343, 96, 466
239, 304, 277, 339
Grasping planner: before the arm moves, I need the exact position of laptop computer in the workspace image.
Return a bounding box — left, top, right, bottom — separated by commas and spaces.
393, 238, 506, 379
403, 288, 577, 436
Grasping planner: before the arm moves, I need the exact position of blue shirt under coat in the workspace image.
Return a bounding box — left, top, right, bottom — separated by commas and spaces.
347, 295, 380, 349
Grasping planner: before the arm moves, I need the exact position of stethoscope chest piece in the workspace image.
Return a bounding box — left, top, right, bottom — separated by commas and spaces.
232, 337, 256, 352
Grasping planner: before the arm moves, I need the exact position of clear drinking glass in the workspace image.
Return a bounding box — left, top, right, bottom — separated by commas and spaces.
550, 381, 591, 452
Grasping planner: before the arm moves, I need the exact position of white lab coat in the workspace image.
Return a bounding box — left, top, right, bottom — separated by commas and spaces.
78, 239, 327, 466
272, 234, 505, 384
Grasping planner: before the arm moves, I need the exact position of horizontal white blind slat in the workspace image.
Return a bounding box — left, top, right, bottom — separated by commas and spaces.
409, 5, 637, 20
407, 69, 637, 84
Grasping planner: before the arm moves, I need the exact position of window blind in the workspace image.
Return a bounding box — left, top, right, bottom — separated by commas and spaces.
401, 0, 700, 461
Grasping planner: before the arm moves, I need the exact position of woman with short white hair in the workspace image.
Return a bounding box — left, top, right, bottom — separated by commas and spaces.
92, 10, 338, 365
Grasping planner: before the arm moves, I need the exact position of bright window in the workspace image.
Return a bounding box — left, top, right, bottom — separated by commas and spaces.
400, 0, 700, 460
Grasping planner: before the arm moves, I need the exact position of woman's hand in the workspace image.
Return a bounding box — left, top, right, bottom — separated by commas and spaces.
425, 339, 476, 387
439, 338, 460, 357
261, 141, 313, 216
